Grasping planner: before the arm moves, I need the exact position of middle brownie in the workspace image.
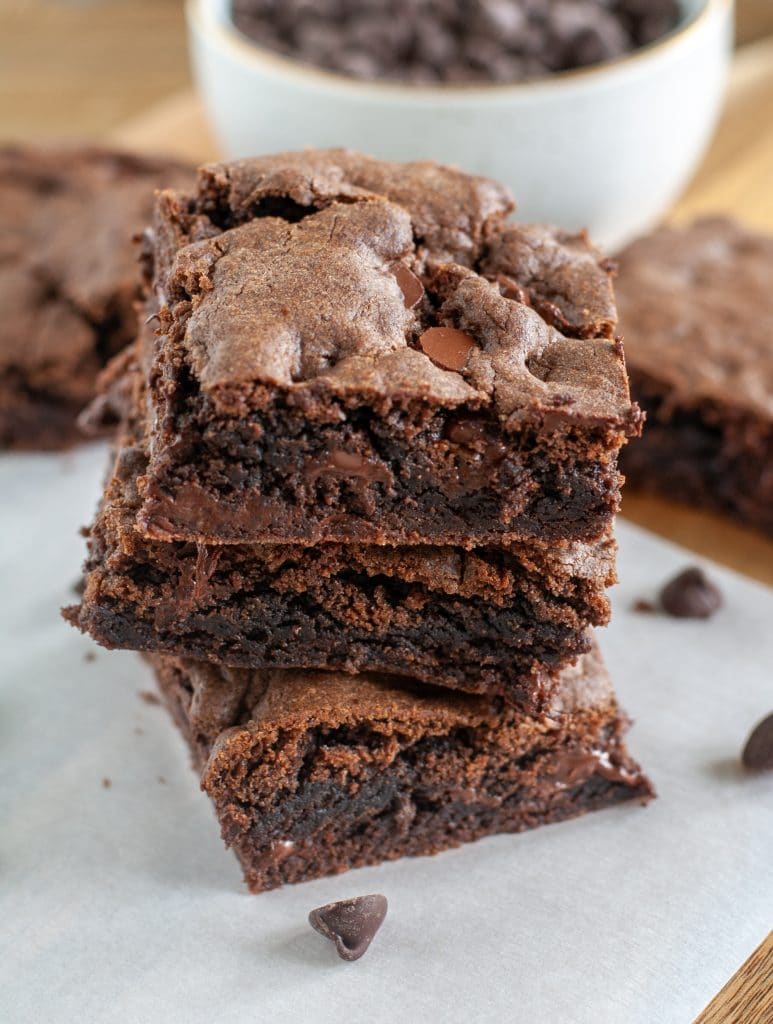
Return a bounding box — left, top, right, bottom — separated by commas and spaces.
67, 436, 615, 710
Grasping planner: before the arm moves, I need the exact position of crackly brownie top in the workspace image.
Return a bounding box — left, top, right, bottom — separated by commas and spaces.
616, 217, 773, 419
160, 643, 613, 758
0, 145, 191, 378
153, 149, 634, 426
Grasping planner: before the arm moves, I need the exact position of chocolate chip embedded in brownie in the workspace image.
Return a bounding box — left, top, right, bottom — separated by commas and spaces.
151, 641, 653, 893
616, 218, 773, 535
136, 149, 639, 547
0, 145, 192, 451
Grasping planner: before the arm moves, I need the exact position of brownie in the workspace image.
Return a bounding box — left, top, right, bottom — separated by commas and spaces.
0, 145, 191, 450
151, 642, 652, 893
135, 149, 639, 547
231, 0, 680, 85
66, 429, 616, 707
616, 218, 773, 535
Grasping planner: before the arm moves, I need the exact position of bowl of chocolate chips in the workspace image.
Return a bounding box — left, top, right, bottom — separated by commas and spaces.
187, 0, 732, 247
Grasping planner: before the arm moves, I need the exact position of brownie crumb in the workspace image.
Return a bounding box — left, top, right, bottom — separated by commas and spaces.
83, 650, 97, 663
133, 726, 144, 736
157, 776, 167, 785
101, 778, 112, 789
632, 598, 657, 614
742, 713, 773, 772
309, 894, 388, 961
138, 690, 161, 705
659, 567, 722, 619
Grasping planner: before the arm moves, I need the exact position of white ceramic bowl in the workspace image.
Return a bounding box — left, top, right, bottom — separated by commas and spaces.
187, 0, 733, 249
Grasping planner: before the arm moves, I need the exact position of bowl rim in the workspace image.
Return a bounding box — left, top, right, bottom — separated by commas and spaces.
188, 0, 731, 99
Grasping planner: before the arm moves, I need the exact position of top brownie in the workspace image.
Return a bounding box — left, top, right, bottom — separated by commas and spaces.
0, 145, 191, 450
133, 149, 640, 546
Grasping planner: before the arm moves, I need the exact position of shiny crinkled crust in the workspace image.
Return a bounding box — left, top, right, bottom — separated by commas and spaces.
151, 645, 653, 893
128, 148, 640, 546
152, 149, 631, 419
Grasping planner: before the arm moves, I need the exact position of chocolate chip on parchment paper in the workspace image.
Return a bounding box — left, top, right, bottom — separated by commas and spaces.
309, 894, 388, 961
742, 713, 773, 772
659, 567, 722, 619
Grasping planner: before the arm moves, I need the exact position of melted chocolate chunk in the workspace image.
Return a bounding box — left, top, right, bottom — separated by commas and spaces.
305, 449, 394, 486
659, 567, 722, 619
550, 750, 599, 787
309, 894, 388, 961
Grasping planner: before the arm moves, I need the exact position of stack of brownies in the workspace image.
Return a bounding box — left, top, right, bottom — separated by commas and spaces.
68, 150, 652, 892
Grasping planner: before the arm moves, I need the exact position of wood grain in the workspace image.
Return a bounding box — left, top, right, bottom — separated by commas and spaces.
0, 0, 189, 141
693, 932, 773, 1024
671, 38, 773, 230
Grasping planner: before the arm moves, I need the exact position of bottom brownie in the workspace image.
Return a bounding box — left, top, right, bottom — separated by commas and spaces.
152, 643, 652, 893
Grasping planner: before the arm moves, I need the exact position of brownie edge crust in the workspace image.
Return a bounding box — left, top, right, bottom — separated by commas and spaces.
152, 645, 652, 893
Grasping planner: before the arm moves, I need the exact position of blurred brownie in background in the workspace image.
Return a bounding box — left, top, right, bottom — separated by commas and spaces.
0, 146, 191, 450
617, 217, 773, 535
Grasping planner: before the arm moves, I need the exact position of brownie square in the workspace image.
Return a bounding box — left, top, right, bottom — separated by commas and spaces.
616, 217, 773, 535
0, 145, 191, 450
135, 149, 640, 546
151, 642, 652, 893
66, 432, 615, 708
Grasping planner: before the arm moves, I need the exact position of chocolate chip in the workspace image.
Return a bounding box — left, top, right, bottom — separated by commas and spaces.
232, 0, 679, 85
742, 713, 773, 772
446, 418, 491, 445
493, 272, 529, 304
659, 567, 722, 619
390, 263, 424, 309
307, 449, 393, 485
419, 326, 477, 371
309, 894, 387, 961
551, 750, 598, 787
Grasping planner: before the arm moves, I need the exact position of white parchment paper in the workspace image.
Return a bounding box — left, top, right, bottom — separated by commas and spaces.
1, 445, 771, 1024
